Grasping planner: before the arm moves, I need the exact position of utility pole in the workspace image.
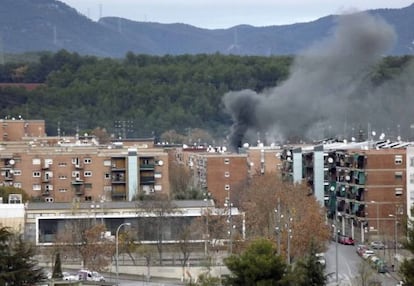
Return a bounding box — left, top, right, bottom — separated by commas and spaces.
225, 192, 233, 255
275, 198, 281, 255
286, 212, 292, 265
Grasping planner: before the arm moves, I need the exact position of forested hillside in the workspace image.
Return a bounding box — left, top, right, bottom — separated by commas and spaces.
0, 50, 412, 143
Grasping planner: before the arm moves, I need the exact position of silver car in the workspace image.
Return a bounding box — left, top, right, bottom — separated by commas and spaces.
370, 241, 385, 249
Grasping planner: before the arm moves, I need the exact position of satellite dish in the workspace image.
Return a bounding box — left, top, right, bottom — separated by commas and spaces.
327, 157, 334, 164
222, 146, 227, 152
345, 175, 350, 181
351, 137, 356, 142
9, 159, 15, 165
243, 143, 249, 148
158, 160, 164, 166
330, 186, 335, 191
372, 131, 376, 137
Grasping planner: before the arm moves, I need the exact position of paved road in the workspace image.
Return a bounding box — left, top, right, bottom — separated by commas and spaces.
325, 242, 400, 286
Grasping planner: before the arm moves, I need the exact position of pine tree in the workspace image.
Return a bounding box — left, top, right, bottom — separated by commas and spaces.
0, 227, 46, 285
223, 238, 287, 286
294, 240, 326, 286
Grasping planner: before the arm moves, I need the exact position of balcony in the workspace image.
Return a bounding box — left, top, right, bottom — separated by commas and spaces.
111, 191, 126, 199
140, 176, 155, 185
112, 174, 125, 184
71, 178, 84, 185
140, 163, 155, 170
111, 165, 126, 171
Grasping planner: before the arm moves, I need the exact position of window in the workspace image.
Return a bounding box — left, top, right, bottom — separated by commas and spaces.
85, 196, 92, 201
395, 155, 403, 165
59, 175, 67, 180
59, 188, 67, 192
58, 162, 67, 167
84, 158, 92, 164
33, 171, 41, 177
225, 184, 230, 191
395, 187, 403, 196
410, 157, 414, 167
225, 171, 230, 178
33, 184, 41, 191
395, 171, 403, 180
104, 160, 111, 166
104, 173, 111, 179
104, 186, 112, 192
84, 171, 92, 177
32, 158, 41, 165
72, 171, 80, 178
224, 158, 230, 164
13, 182, 21, 188
45, 197, 54, 203
13, 170, 21, 176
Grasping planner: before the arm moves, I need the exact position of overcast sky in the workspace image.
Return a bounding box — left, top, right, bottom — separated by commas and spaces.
59, 0, 414, 29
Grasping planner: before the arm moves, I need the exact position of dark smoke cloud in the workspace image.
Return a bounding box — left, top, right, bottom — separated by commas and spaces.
223, 12, 414, 150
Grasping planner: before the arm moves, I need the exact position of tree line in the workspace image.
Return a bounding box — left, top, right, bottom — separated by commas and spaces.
1, 50, 411, 144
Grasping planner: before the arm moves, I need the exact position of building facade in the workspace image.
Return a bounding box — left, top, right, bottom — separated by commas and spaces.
0, 141, 170, 203
280, 140, 411, 243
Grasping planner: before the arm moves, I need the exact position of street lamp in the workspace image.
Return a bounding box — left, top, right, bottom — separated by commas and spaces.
370, 201, 380, 236
203, 192, 211, 257
389, 214, 398, 271
116, 222, 131, 285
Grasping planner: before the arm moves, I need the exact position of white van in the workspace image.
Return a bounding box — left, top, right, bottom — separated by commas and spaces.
77, 269, 105, 282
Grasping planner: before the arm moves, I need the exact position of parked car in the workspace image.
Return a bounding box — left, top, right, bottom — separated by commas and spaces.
315, 252, 326, 266
338, 235, 355, 245
77, 270, 105, 282
356, 244, 368, 256
370, 241, 385, 249
362, 250, 375, 259
62, 272, 78, 281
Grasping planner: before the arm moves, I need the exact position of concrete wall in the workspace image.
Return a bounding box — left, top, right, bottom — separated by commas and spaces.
0, 203, 25, 232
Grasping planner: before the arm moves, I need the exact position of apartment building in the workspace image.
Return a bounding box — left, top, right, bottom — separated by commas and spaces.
280, 140, 410, 243
169, 144, 284, 208
0, 140, 170, 203
0, 119, 46, 141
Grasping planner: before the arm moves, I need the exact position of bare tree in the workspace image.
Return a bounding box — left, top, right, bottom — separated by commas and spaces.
137, 244, 156, 281
137, 195, 176, 265
356, 260, 375, 286
241, 174, 330, 261
177, 225, 195, 281
57, 221, 114, 271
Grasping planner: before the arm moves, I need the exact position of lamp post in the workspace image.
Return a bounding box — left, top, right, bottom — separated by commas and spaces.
333, 197, 339, 285
389, 214, 398, 270
370, 200, 380, 236
116, 222, 131, 285
275, 198, 281, 256
203, 192, 211, 257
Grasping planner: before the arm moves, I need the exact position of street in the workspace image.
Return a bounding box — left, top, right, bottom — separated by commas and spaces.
325, 241, 399, 286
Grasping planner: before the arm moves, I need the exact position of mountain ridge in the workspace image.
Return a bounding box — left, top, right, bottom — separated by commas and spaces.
1, 0, 413, 57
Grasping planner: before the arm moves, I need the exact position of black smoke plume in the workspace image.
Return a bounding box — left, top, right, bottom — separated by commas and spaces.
223, 12, 414, 151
